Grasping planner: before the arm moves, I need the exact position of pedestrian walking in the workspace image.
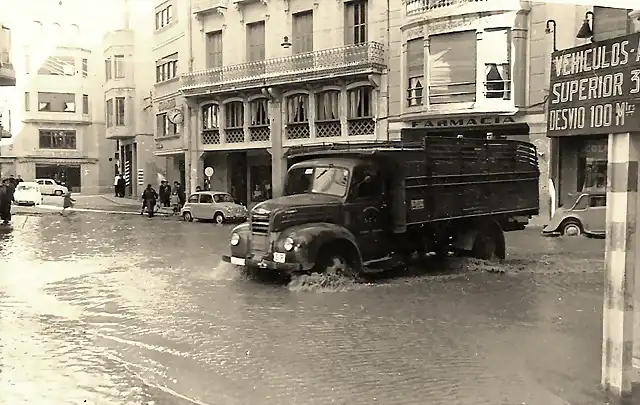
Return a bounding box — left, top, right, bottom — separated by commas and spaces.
117, 174, 126, 197
174, 181, 186, 209
159, 180, 171, 207
61, 190, 76, 216
170, 190, 180, 215
141, 184, 158, 218
0, 179, 14, 225
114, 173, 120, 197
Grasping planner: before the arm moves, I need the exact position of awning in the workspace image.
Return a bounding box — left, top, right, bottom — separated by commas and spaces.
154, 148, 186, 156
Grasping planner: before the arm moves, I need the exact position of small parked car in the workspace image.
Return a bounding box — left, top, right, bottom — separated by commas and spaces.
542, 190, 606, 237
13, 182, 43, 206
180, 191, 247, 224
35, 178, 68, 196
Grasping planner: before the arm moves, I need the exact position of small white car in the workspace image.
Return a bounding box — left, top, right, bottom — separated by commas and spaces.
13, 182, 43, 206
35, 178, 68, 196
180, 191, 248, 224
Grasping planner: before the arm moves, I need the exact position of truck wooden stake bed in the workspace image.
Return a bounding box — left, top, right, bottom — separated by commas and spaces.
223, 135, 540, 277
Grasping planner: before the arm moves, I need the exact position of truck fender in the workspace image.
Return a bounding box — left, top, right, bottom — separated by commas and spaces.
283, 223, 363, 271
452, 220, 506, 259
228, 223, 251, 257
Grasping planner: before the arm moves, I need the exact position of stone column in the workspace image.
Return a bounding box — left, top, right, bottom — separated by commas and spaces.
268, 97, 286, 198
602, 132, 640, 403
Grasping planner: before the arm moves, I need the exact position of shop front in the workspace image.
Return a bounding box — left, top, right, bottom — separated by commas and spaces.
555, 136, 607, 206
408, 114, 530, 139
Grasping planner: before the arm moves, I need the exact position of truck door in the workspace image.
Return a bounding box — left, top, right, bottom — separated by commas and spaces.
348, 165, 390, 262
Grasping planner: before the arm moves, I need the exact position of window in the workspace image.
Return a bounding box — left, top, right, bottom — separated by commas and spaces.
156, 53, 178, 82
406, 38, 424, 106
345, 0, 367, 45
82, 94, 88, 114
106, 99, 113, 127
200, 194, 213, 204
214, 193, 234, 203
351, 166, 383, 199
347, 87, 373, 118
157, 113, 178, 137
429, 31, 477, 104
284, 166, 349, 197
38, 56, 75, 76
206, 31, 223, 69
114, 55, 124, 78
155, 5, 173, 30
81, 58, 88, 77
188, 194, 199, 203
286, 94, 309, 123
24, 92, 30, 111
247, 21, 265, 62
202, 104, 219, 129
115, 97, 125, 125
39, 129, 76, 149
293, 11, 313, 54
589, 195, 606, 207
38, 92, 75, 113
105, 58, 112, 80
225, 101, 244, 128
250, 99, 269, 126
316, 91, 339, 121
578, 139, 607, 192
483, 29, 511, 100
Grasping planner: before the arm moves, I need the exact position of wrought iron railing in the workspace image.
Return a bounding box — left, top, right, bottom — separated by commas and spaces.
182, 42, 385, 90
406, 0, 487, 15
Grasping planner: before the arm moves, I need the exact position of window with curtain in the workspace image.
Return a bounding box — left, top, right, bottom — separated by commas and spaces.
344, 0, 367, 45
206, 30, 223, 68
347, 87, 372, 118
115, 97, 125, 125
247, 21, 265, 62
202, 104, 219, 129
286, 94, 309, 123
250, 99, 269, 126
316, 91, 339, 121
106, 99, 113, 127
225, 102, 244, 128
429, 31, 477, 104
482, 29, 511, 100
406, 38, 424, 107
293, 11, 314, 54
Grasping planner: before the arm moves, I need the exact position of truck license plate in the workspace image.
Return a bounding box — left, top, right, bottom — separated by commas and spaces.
230, 257, 246, 266
273, 252, 286, 263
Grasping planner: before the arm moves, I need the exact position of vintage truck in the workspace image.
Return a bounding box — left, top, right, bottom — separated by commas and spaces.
222, 134, 540, 277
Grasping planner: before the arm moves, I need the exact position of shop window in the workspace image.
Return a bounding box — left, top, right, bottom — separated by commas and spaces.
250, 164, 272, 203
578, 140, 607, 191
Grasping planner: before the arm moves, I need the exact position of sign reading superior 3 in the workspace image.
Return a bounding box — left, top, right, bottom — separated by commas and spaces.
547, 32, 640, 136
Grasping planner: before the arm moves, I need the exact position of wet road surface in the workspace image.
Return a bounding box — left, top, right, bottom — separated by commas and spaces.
0, 213, 607, 404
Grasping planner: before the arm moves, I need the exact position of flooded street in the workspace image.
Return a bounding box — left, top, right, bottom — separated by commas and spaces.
0, 213, 606, 405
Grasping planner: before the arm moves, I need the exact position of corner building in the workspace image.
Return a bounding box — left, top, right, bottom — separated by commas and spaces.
179, 0, 389, 205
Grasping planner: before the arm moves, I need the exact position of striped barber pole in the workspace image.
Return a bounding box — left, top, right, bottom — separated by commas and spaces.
602, 132, 638, 401
123, 160, 131, 186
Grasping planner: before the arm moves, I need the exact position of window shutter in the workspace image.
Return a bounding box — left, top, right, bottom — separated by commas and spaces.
429, 31, 477, 104
406, 38, 424, 78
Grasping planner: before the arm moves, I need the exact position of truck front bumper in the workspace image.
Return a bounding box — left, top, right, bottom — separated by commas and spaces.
222, 255, 304, 272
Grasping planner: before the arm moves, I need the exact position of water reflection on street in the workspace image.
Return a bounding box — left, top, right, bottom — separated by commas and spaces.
0, 213, 606, 404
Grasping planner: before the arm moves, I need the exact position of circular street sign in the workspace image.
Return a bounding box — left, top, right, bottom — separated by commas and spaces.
204, 167, 215, 177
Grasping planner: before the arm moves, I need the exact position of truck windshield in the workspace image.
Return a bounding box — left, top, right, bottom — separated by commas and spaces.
284, 166, 350, 197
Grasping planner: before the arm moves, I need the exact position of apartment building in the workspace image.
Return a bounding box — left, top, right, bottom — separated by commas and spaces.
548, 7, 640, 213
152, 0, 189, 189
0, 19, 111, 193
158, 0, 389, 204
104, 0, 159, 197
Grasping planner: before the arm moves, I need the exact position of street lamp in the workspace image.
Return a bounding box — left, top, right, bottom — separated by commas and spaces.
545, 19, 557, 52
280, 36, 292, 49
576, 11, 595, 41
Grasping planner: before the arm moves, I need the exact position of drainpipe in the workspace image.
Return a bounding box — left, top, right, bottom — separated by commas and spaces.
385, 0, 391, 141
186, 0, 195, 193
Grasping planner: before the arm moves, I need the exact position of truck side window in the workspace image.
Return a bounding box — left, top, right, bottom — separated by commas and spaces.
352, 167, 382, 199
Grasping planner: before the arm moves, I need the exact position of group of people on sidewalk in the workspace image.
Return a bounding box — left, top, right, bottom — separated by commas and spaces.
140, 180, 187, 218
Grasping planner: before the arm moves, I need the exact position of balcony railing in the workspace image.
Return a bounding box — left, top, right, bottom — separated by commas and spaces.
406, 0, 487, 15
182, 42, 385, 94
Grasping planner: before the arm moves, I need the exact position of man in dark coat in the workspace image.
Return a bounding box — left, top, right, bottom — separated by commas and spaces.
0, 179, 15, 224
174, 181, 186, 208
117, 175, 126, 197
141, 184, 158, 217
158, 180, 171, 207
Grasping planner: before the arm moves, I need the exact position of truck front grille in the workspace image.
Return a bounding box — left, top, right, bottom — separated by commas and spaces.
251, 233, 269, 254
250, 213, 270, 234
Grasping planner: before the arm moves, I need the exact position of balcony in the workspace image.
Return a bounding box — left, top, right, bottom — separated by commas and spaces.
193, 0, 227, 15
405, 0, 528, 18
181, 42, 385, 96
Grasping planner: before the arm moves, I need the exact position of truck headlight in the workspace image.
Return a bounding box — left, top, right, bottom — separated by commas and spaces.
230, 233, 240, 246
283, 237, 294, 251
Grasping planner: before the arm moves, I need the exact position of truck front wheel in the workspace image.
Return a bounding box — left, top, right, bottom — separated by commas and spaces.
314, 252, 356, 278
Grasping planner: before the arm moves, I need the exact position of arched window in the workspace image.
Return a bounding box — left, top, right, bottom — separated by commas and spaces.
315, 90, 341, 138
347, 86, 375, 137
285, 93, 310, 139
249, 98, 270, 142
224, 101, 245, 143
202, 103, 219, 129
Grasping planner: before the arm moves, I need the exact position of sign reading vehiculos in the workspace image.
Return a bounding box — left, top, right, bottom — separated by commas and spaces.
547, 32, 640, 136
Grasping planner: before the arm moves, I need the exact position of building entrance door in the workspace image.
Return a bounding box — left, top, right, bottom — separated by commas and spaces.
228, 152, 247, 206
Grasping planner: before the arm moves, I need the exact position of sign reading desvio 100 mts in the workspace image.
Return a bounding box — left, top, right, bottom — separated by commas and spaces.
547, 32, 640, 137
